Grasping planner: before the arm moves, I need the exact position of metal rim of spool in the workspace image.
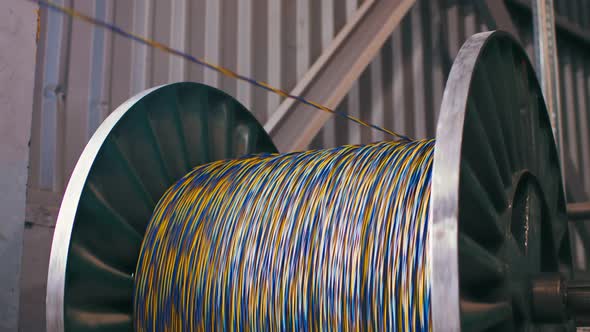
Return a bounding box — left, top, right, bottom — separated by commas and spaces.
430, 31, 573, 331
45, 82, 277, 331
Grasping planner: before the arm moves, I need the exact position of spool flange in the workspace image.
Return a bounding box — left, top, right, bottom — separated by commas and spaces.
431, 31, 573, 331
46, 83, 276, 331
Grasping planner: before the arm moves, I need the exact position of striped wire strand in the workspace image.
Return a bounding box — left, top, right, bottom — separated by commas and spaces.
134, 139, 434, 331
32, 0, 410, 142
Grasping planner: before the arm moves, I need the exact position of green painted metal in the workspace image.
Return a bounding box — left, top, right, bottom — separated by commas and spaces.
58, 82, 276, 331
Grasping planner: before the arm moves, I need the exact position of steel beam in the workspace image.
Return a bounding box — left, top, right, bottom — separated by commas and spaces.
508, 0, 590, 47
477, 0, 520, 39
264, 0, 416, 152
0, 1, 38, 331
532, 0, 565, 186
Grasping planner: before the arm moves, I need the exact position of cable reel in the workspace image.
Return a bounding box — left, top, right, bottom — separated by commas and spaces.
46, 31, 589, 331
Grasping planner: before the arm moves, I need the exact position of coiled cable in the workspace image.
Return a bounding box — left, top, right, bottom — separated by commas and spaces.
134, 139, 434, 331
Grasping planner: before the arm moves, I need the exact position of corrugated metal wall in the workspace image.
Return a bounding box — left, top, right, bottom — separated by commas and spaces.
29, 0, 371, 199
28, 0, 492, 202
311, 0, 487, 148
551, 0, 590, 204
29, 0, 590, 205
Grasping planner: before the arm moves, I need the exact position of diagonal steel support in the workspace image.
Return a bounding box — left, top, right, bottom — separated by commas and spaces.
264, 0, 416, 152
476, 0, 520, 39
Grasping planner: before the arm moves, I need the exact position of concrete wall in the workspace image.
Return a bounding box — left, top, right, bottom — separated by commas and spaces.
0, 1, 37, 331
